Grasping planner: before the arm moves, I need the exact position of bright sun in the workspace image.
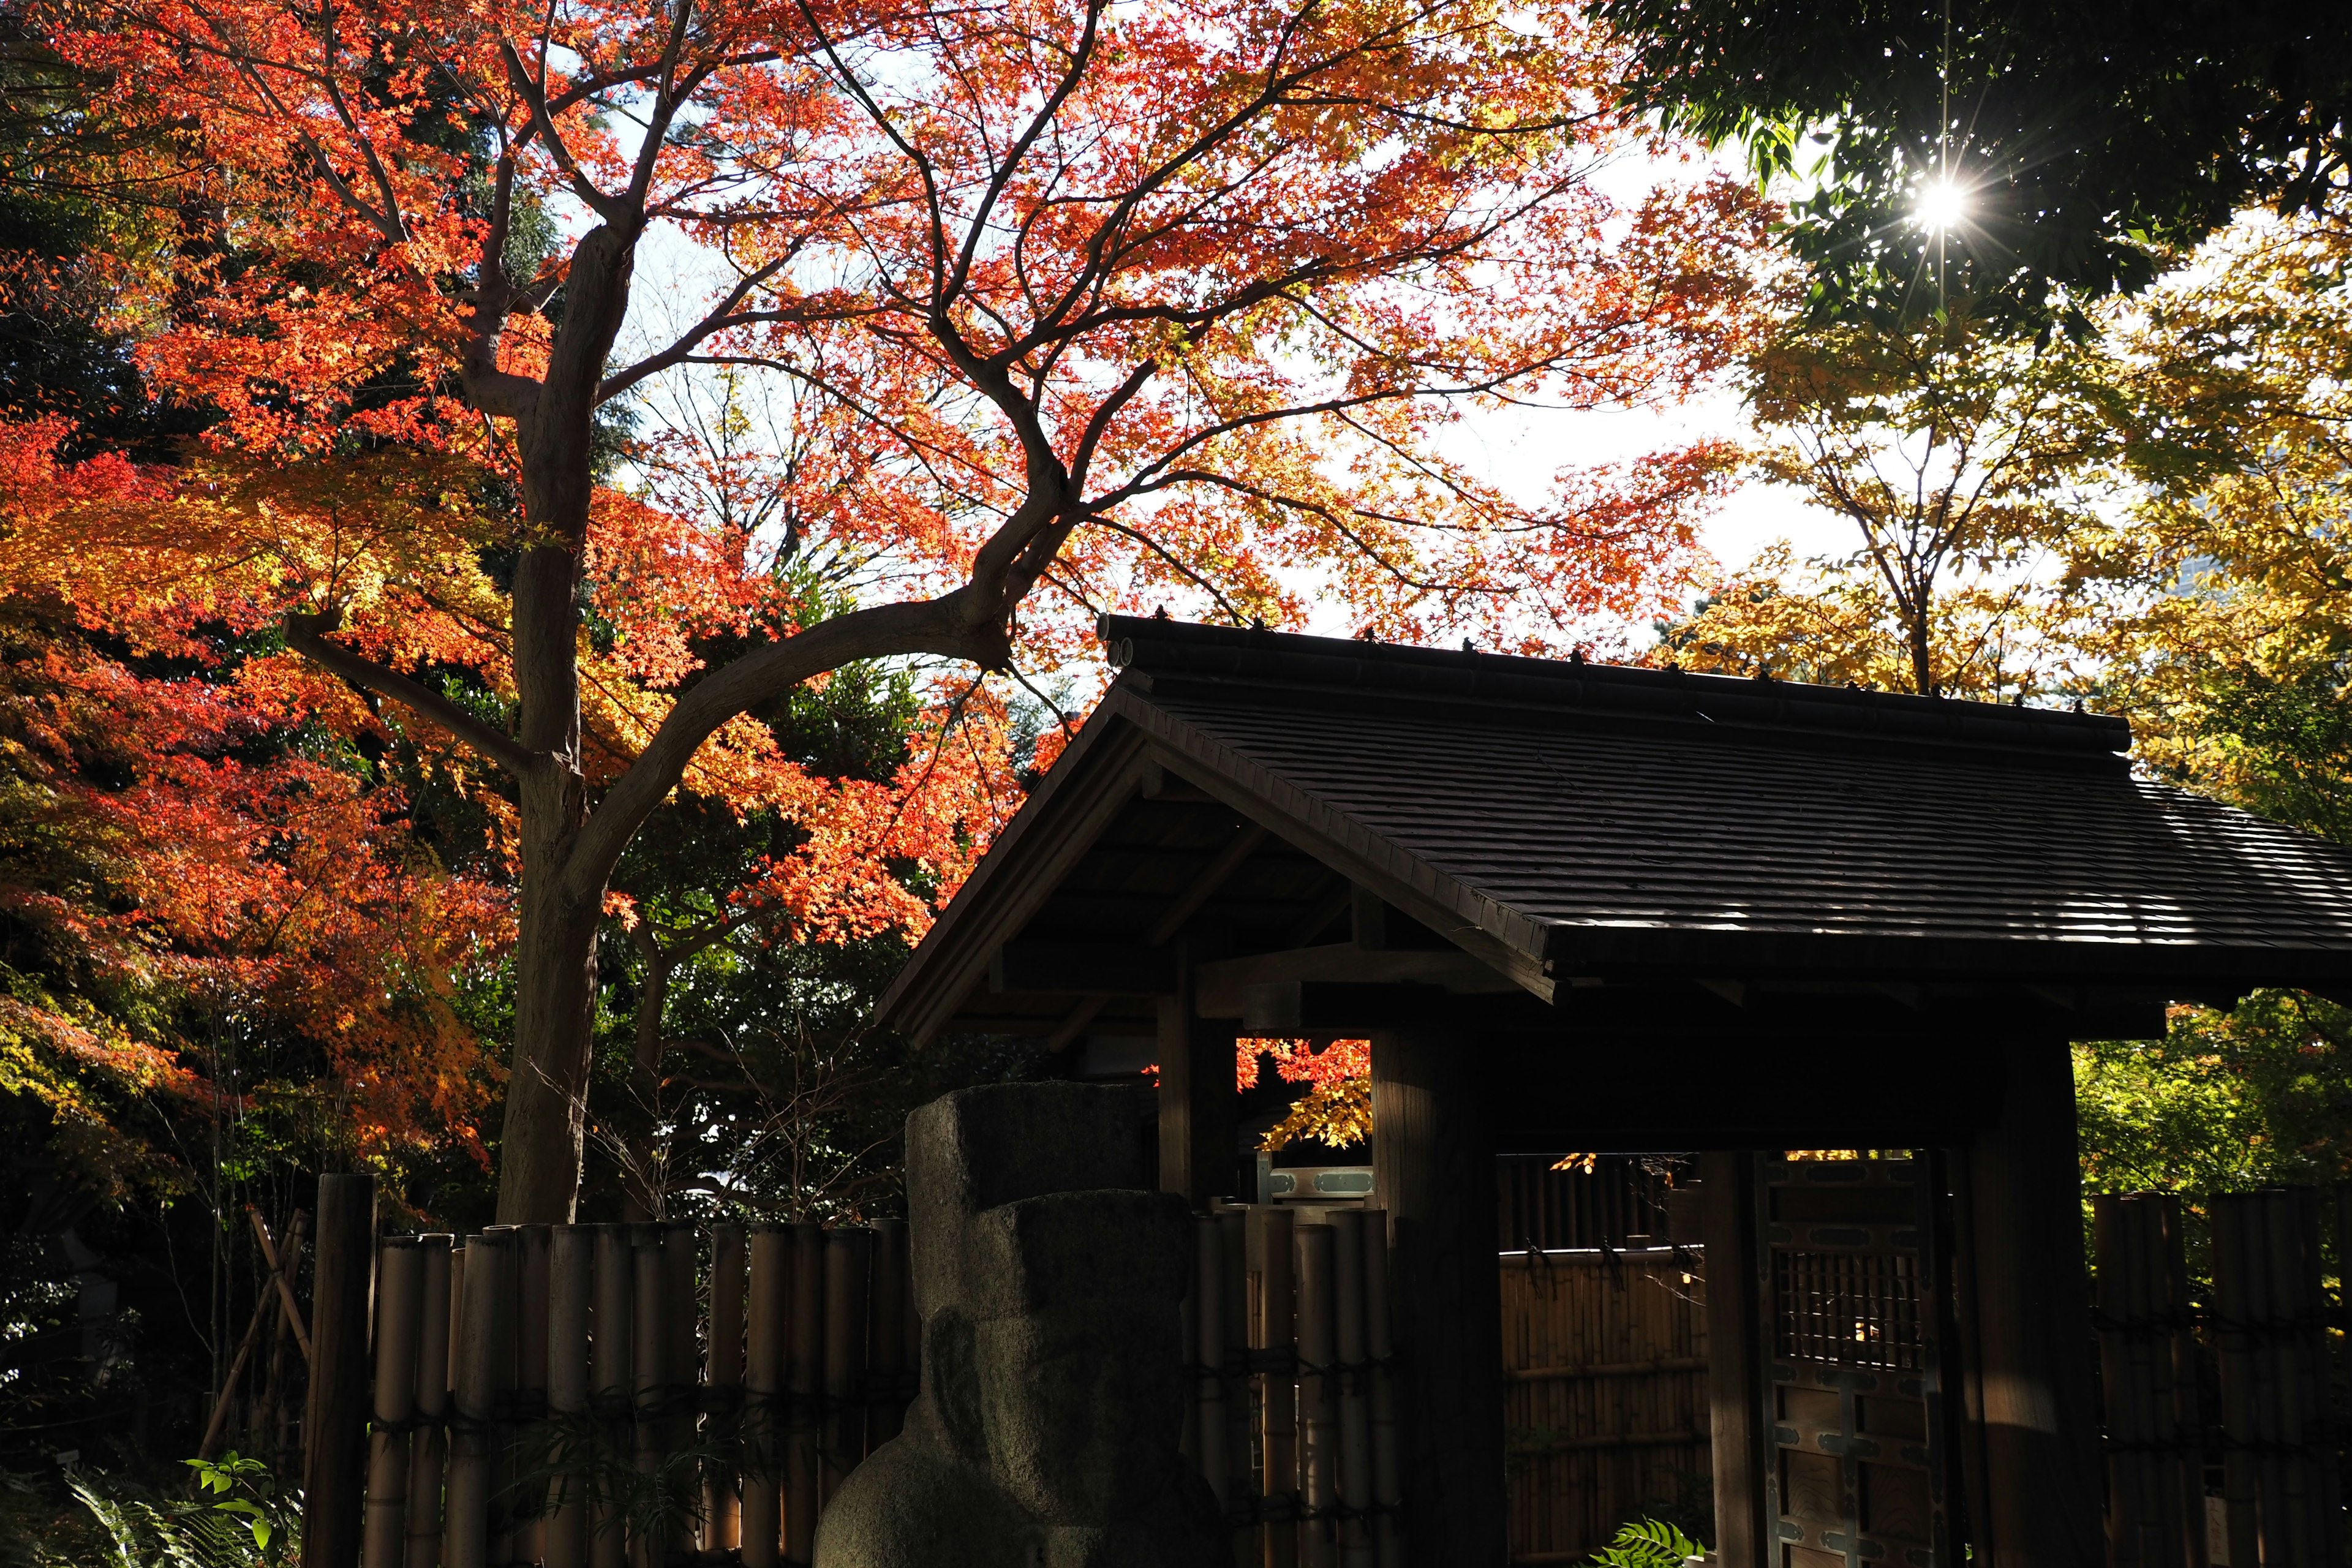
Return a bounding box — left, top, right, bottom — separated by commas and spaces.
1915, 178, 1970, 233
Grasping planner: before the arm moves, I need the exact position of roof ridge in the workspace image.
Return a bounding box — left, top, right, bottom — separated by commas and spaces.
1097, 615, 2132, 758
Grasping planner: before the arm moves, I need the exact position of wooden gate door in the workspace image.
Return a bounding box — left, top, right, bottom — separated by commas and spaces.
1757, 1156, 1955, 1568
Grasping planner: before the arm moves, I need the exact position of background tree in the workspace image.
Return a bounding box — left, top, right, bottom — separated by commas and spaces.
32, 0, 1768, 1218
1598, 0, 2352, 326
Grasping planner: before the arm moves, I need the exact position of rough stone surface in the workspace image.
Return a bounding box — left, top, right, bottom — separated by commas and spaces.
813, 1084, 1223, 1568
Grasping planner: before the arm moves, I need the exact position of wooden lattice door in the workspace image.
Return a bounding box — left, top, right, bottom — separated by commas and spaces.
1757, 1156, 1955, 1568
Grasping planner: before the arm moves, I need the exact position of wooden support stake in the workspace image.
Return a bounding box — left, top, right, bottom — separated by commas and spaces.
1217, 1206, 1254, 1537
442, 1231, 508, 1568
589, 1226, 633, 1568
303, 1173, 377, 1568
544, 1226, 592, 1568
661, 1222, 699, 1555
821, 1227, 873, 1496
742, 1227, 787, 1568
864, 1219, 908, 1449
706, 1223, 747, 1554
364, 1238, 424, 1568
1295, 1223, 1338, 1568
1697, 1154, 1766, 1568
1194, 1214, 1231, 1510
784, 1223, 825, 1566
1357, 1207, 1403, 1568
1327, 1211, 1372, 1568
479, 1229, 519, 1568
199, 1212, 307, 1463
1256, 1204, 1298, 1568
251, 1205, 314, 1361
405, 1235, 453, 1568
511, 1226, 551, 1567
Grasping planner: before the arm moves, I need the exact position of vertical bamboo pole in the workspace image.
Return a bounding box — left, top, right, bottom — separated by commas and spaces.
406, 1236, 454, 1568
589, 1226, 633, 1568
630, 1224, 667, 1568
1195, 1215, 1230, 1509
1256, 1205, 1298, 1568
742, 1228, 787, 1568
1359, 1208, 1403, 1568
478, 1229, 519, 1568
821, 1227, 873, 1496
364, 1238, 423, 1568
545, 1226, 591, 1568
1328, 1213, 1373, 1568
784, 1224, 826, 1566
514, 1226, 551, 1567
1295, 1223, 1337, 1568
662, 1222, 699, 1556
305, 1174, 378, 1568
865, 1219, 908, 1449
445, 1232, 510, 1568
706, 1223, 747, 1554
1218, 1205, 1253, 1562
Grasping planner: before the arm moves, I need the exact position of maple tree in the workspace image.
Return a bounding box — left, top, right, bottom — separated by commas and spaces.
18, 0, 1767, 1219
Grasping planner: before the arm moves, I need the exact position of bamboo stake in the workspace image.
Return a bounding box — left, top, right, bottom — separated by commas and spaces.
510, 1226, 550, 1567
662, 1222, 699, 1556
589, 1226, 633, 1568
444, 1232, 510, 1568
545, 1227, 591, 1568
478, 1228, 519, 1568
865, 1219, 908, 1449
364, 1238, 424, 1568
742, 1227, 787, 1568
1257, 1205, 1298, 1568
249, 1205, 314, 1360
821, 1227, 872, 1497
630, 1224, 667, 1568
1218, 1205, 1253, 1554
784, 1223, 826, 1566
405, 1236, 453, 1568
199, 1212, 307, 1462
1194, 1215, 1229, 1510
1359, 1208, 1403, 1568
1295, 1223, 1337, 1568
1328, 1212, 1372, 1568
706, 1223, 747, 1554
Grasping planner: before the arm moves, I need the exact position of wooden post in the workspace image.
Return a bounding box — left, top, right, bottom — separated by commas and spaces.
1329, 1211, 1374, 1568
821, 1227, 873, 1496
707, 1223, 747, 1554
742, 1227, 787, 1568
1357, 1206, 1403, 1568
545, 1226, 591, 1568
785, 1223, 826, 1566
365, 1238, 424, 1568
589, 1225, 632, 1568
1296, 1222, 1338, 1568
1218, 1206, 1254, 1532
406, 1235, 453, 1568
1958, 1036, 2104, 1567
480, 1228, 519, 1567
1370, 1027, 1504, 1566
2092, 1194, 2203, 1568
865, 1219, 909, 1449
661, 1221, 698, 1555
2211, 1189, 2338, 1568
445, 1231, 510, 1568
1194, 1214, 1231, 1510
1160, 978, 1240, 1205
304, 1172, 377, 1568
1697, 1153, 1767, 1568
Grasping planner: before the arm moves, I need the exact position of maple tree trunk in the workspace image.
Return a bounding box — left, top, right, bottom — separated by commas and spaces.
501, 770, 603, 1223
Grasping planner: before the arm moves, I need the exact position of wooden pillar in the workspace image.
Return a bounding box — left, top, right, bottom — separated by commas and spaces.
1697, 1152, 1768, 1568
1158, 951, 1239, 1205
1370, 1027, 1503, 1566
1958, 1035, 2104, 1568
303, 1172, 377, 1568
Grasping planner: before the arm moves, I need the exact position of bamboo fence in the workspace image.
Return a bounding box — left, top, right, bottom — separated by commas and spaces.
349, 1220, 916, 1568
1496, 1246, 1709, 1566
1184, 1204, 1407, 1568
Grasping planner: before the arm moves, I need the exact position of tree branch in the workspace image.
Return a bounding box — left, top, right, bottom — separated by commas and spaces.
287, 609, 537, 775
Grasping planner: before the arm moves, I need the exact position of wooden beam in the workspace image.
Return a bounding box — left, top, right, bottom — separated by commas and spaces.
990, 942, 1180, 995
1148, 823, 1267, 944
1196, 944, 1517, 1017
